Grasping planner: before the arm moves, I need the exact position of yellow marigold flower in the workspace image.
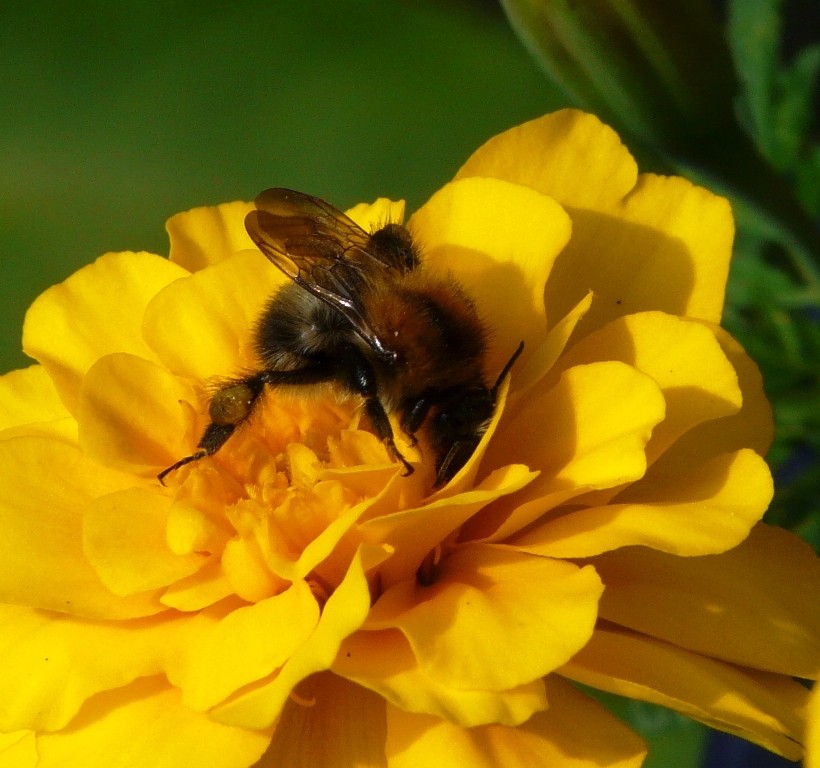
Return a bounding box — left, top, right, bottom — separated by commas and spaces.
1, 110, 818, 766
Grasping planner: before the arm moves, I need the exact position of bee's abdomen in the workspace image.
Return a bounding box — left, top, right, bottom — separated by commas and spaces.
254, 283, 352, 369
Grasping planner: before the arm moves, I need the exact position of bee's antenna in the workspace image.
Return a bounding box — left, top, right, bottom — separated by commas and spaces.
491, 341, 525, 397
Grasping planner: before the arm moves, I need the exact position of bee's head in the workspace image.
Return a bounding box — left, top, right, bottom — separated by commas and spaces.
428, 342, 524, 487
430, 385, 495, 487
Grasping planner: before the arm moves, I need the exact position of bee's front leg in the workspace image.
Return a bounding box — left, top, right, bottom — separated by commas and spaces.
343, 348, 414, 477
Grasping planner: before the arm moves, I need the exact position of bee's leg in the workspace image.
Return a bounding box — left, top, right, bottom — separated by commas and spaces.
400, 394, 433, 447
344, 351, 414, 476
159, 364, 334, 485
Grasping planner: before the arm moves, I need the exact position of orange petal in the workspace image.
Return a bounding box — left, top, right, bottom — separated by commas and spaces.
455, 109, 638, 210
22, 252, 187, 414
410, 176, 571, 376
0, 436, 161, 618
561, 626, 807, 760
385, 676, 646, 768
514, 449, 771, 558
77, 352, 200, 473
259, 672, 387, 768
167, 201, 256, 272
590, 524, 820, 678
35, 676, 270, 768
368, 544, 602, 692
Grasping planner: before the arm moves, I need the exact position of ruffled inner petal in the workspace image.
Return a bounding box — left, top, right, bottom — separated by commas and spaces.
258, 672, 387, 768
470, 361, 665, 542
556, 312, 742, 464
210, 544, 387, 730
334, 627, 546, 728
368, 544, 602, 692
84, 488, 208, 596
165, 583, 319, 712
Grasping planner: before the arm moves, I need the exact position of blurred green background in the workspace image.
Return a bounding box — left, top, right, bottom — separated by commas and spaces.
1, 2, 816, 767
1, 0, 559, 373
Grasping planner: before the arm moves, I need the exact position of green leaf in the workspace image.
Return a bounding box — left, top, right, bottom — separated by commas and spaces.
727, 0, 782, 155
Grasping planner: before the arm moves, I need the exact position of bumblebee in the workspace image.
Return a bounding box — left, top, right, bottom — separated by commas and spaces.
159, 188, 522, 487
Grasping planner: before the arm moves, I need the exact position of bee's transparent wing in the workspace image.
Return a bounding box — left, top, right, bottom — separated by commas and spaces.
246, 188, 394, 359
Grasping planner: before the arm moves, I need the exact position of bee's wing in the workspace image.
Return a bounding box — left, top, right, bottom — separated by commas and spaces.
245, 188, 395, 360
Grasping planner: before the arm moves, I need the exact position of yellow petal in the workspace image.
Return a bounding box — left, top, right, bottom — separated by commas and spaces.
359, 464, 537, 588
346, 197, 406, 230
22, 252, 188, 414
335, 628, 546, 728
143, 249, 285, 382
590, 524, 820, 678
77, 352, 199, 472
160, 561, 235, 612
562, 626, 806, 760
410, 176, 571, 376
211, 544, 386, 729
557, 312, 742, 462
84, 488, 207, 596
652, 324, 774, 468
807, 683, 820, 768
35, 676, 270, 768
0, 365, 70, 431
0, 605, 193, 732
166, 583, 319, 712
0, 436, 161, 618
455, 109, 638, 210
167, 201, 255, 272
513, 291, 593, 395
258, 672, 387, 768
514, 449, 771, 558
0, 730, 37, 766
385, 676, 646, 768
368, 544, 602, 692
545, 175, 733, 335
474, 361, 665, 542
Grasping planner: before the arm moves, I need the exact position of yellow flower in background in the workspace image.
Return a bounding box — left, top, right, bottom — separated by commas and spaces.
0, 110, 817, 766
